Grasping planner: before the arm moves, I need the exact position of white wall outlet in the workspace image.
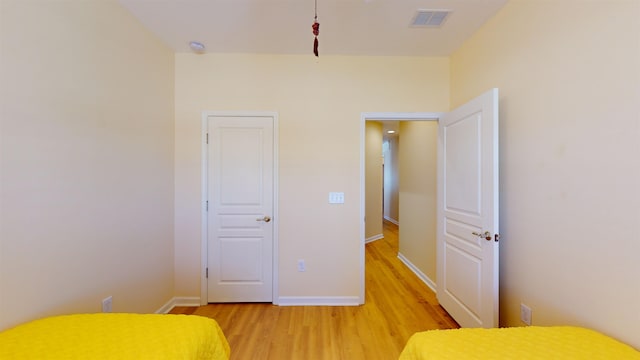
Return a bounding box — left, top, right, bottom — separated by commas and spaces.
102, 296, 113, 313
297, 259, 306, 272
520, 303, 532, 325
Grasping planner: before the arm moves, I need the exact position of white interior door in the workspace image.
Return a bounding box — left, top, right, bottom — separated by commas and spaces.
437, 89, 499, 328
207, 115, 274, 302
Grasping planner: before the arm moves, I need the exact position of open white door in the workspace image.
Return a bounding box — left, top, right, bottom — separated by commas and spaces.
207, 114, 275, 302
437, 89, 499, 328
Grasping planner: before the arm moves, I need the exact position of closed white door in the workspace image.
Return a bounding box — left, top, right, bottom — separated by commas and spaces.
437, 89, 499, 327
207, 115, 274, 302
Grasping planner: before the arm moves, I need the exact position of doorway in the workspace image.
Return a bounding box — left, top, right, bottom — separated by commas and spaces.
359, 112, 441, 303
361, 89, 500, 327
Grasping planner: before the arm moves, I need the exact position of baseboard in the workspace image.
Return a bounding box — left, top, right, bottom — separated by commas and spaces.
397, 253, 437, 293
383, 216, 399, 226
278, 296, 361, 306
365, 233, 384, 244
155, 296, 201, 314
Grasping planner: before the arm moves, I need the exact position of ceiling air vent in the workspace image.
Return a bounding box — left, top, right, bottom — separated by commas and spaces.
411, 10, 451, 28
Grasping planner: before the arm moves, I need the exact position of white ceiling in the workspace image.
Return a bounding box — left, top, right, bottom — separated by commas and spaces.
118, 0, 507, 56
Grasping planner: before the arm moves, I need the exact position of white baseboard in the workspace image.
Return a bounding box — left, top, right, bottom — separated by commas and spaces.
155, 296, 201, 314
158, 295, 361, 311
278, 296, 361, 306
365, 233, 384, 244
397, 253, 437, 293
383, 216, 399, 226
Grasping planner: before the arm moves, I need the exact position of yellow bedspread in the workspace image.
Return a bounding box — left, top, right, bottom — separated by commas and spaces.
0, 313, 230, 360
399, 326, 639, 360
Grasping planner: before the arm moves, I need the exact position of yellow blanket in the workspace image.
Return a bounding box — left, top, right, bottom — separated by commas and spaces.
399, 326, 639, 360
0, 313, 230, 359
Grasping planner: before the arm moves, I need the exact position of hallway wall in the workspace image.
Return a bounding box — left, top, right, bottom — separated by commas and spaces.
383, 136, 400, 224
397, 121, 438, 284
365, 122, 384, 240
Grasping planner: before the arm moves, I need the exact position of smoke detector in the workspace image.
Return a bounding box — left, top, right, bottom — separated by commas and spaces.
410, 10, 451, 28
189, 41, 206, 53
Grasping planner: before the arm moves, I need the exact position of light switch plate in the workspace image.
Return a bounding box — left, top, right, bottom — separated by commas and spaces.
329, 192, 345, 204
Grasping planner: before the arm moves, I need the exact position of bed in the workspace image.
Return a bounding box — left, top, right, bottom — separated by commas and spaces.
399, 326, 639, 359
0, 313, 230, 359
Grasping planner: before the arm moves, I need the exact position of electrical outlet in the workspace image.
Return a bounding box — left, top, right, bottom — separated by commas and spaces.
102, 296, 113, 313
297, 259, 306, 272
520, 303, 532, 325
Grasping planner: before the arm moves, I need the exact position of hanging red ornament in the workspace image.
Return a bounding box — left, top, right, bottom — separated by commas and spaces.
312, 20, 320, 57
312, 0, 319, 57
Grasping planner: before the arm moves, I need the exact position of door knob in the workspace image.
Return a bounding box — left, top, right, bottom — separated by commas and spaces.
256, 216, 271, 223
472, 231, 492, 241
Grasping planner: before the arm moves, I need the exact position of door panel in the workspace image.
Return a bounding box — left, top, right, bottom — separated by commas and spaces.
444, 113, 481, 214
207, 115, 274, 303
444, 244, 482, 318
219, 237, 262, 280
218, 129, 263, 205
437, 89, 499, 328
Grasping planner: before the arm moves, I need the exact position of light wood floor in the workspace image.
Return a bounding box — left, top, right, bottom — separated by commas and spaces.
171, 220, 458, 359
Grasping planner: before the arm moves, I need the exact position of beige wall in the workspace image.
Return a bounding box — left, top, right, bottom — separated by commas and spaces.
398, 121, 438, 283
174, 54, 449, 299
0, 0, 175, 329
383, 136, 400, 223
451, 0, 640, 348
365, 122, 383, 240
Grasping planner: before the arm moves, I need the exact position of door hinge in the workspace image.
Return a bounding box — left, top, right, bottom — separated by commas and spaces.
206, 268, 208, 278
206, 200, 208, 211
206, 133, 209, 144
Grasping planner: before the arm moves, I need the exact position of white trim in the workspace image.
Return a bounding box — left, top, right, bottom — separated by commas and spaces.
201, 111, 280, 305
272, 115, 280, 305
173, 296, 202, 307
155, 297, 202, 314
359, 112, 443, 305
397, 253, 437, 293
156, 298, 176, 314
359, 116, 366, 304
361, 112, 442, 121
365, 233, 384, 244
278, 296, 360, 306
383, 216, 399, 226
200, 114, 209, 305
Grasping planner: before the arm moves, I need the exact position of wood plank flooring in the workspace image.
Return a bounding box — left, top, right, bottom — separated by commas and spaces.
170, 220, 458, 359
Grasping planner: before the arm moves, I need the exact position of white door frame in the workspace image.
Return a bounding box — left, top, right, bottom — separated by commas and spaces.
201, 111, 279, 305
359, 112, 442, 303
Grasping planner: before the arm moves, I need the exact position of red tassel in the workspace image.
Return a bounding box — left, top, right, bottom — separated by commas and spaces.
314, 37, 319, 57
312, 21, 320, 57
